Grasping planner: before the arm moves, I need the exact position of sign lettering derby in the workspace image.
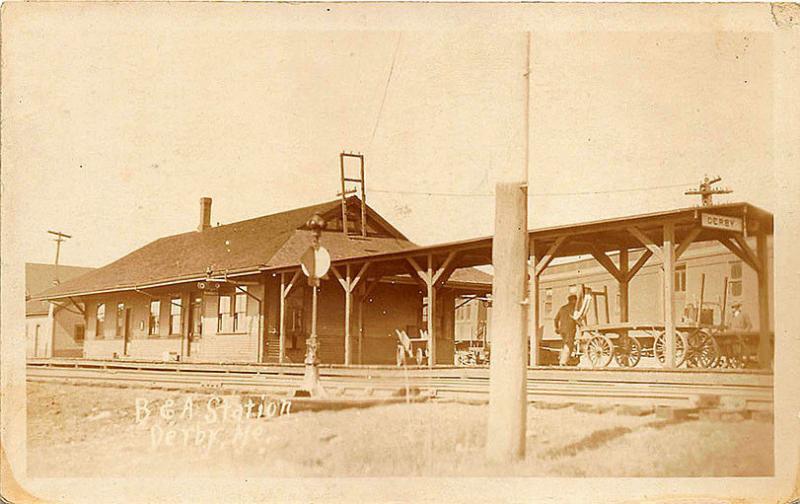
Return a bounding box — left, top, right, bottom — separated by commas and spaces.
300, 245, 331, 280
700, 213, 743, 233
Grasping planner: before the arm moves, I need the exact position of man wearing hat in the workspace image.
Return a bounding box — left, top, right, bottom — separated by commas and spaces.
729, 301, 752, 332
554, 294, 579, 366
727, 301, 752, 367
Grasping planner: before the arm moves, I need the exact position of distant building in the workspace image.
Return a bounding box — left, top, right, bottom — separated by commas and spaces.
534, 238, 773, 346
26, 263, 95, 357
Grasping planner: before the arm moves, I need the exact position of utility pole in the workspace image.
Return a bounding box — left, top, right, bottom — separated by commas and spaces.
48, 230, 72, 283
685, 175, 732, 207
486, 32, 530, 463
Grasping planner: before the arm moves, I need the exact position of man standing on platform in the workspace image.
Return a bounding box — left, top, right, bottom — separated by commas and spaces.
730, 301, 752, 332
555, 294, 578, 366
729, 301, 754, 367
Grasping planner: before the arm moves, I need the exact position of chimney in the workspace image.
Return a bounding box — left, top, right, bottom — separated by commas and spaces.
198, 197, 212, 232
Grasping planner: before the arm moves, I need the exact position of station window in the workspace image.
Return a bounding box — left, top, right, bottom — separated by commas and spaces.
217, 294, 232, 333
544, 289, 553, 317
115, 303, 125, 339
463, 303, 472, 321
148, 300, 160, 336
96, 303, 106, 339
729, 261, 743, 297
234, 288, 248, 332
674, 264, 687, 293
170, 297, 182, 335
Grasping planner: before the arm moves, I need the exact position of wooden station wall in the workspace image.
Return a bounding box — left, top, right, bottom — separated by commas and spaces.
74, 273, 458, 365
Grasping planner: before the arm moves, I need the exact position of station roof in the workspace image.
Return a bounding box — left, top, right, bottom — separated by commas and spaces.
37, 196, 491, 300
38, 200, 770, 300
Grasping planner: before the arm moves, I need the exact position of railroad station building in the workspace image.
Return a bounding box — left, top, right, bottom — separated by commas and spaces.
38, 197, 491, 365
38, 195, 774, 369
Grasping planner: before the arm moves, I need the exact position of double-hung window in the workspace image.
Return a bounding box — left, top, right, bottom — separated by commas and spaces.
674, 264, 687, 292
170, 297, 182, 335
234, 288, 248, 332
217, 294, 232, 333
729, 261, 743, 298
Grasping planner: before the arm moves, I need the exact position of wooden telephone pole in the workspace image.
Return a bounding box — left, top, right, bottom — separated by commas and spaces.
685, 175, 732, 207
48, 230, 72, 283
486, 32, 530, 463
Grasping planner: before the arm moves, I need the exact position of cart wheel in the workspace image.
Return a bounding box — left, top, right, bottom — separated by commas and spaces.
415, 347, 425, 366
396, 346, 405, 367
614, 335, 642, 368
654, 330, 687, 368
685, 330, 720, 369
586, 333, 614, 368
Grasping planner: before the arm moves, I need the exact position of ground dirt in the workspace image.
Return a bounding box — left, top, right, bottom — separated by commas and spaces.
27, 382, 773, 477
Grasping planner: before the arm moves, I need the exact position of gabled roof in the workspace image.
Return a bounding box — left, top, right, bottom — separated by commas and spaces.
26, 263, 95, 315
39, 197, 420, 299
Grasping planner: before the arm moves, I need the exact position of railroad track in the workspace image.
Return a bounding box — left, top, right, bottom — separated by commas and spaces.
27, 358, 773, 410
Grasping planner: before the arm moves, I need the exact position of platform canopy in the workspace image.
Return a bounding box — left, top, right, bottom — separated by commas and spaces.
264, 202, 772, 280
264, 201, 772, 369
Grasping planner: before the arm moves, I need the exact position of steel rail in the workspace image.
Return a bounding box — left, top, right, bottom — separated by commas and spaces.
27, 359, 772, 410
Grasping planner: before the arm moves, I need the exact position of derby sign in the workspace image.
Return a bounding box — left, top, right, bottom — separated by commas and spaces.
700, 213, 744, 233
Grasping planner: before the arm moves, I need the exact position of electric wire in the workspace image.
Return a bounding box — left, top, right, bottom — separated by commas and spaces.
368, 181, 694, 198
368, 33, 403, 148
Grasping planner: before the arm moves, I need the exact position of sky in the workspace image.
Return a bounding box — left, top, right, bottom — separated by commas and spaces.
2, 7, 776, 269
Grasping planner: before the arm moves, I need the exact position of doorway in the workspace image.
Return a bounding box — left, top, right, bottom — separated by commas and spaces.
187, 293, 203, 358
123, 308, 132, 356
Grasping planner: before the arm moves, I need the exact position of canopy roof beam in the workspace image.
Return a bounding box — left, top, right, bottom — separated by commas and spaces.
674, 226, 702, 261
627, 226, 664, 263
590, 245, 624, 283
719, 237, 761, 274
533, 236, 567, 277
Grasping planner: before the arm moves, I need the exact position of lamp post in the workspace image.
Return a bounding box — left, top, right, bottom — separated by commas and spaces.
301, 213, 328, 396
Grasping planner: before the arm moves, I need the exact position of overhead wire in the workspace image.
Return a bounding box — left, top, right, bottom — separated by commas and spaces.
369, 181, 694, 198
368, 33, 403, 148
359, 36, 693, 202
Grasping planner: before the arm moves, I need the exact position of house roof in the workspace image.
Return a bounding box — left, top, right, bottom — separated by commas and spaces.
38, 197, 455, 299
26, 263, 96, 315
